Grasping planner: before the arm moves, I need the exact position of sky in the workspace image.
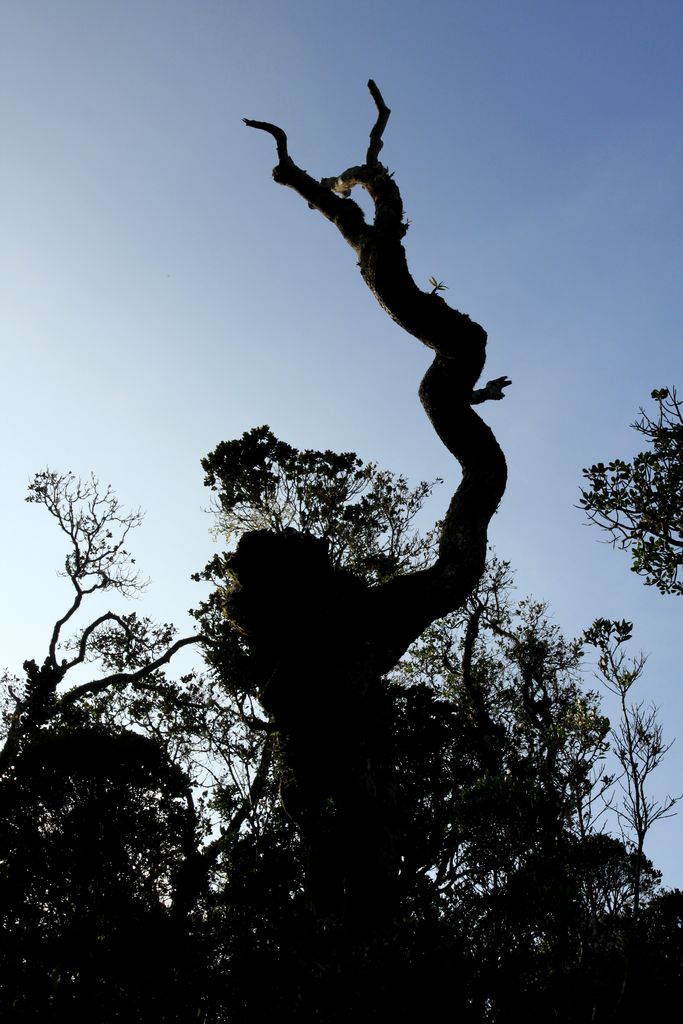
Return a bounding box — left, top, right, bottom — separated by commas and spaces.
1, 0, 682, 882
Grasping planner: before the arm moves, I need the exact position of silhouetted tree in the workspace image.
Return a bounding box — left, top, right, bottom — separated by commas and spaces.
581, 387, 683, 594
584, 618, 679, 915
238, 79, 510, 935
0, 470, 204, 779
0, 471, 209, 1022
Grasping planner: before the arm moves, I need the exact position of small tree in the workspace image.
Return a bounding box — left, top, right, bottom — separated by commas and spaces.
0, 471, 211, 1020
580, 387, 683, 595
583, 618, 679, 914
0, 469, 203, 775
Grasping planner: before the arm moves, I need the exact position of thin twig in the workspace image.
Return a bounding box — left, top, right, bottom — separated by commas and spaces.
204, 733, 274, 864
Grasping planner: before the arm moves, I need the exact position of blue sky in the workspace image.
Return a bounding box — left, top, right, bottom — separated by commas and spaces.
1, 0, 682, 882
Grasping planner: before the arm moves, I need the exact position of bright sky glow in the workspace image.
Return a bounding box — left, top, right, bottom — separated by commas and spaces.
1, 0, 682, 882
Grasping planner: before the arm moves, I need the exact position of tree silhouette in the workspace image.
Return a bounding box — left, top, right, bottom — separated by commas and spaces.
0, 470, 204, 778
581, 387, 683, 595
4, 83, 682, 1024
236, 81, 510, 929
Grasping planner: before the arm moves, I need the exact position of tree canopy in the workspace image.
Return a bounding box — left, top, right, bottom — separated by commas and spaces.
3, 440, 681, 1021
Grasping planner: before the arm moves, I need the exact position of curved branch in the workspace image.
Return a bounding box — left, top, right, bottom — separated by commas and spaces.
366, 78, 390, 164
62, 611, 130, 671
58, 634, 207, 706
245, 81, 489, 365
242, 118, 289, 164
49, 591, 83, 668
243, 117, 367, 248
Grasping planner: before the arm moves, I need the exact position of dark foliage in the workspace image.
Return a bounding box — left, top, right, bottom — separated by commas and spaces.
581, 387, 683, 594
0, 724, 206, 1022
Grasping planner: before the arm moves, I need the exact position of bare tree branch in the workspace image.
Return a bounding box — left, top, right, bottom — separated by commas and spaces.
245, 81, 509, 667
59, 634, 207, 707
26, 470, 148, 666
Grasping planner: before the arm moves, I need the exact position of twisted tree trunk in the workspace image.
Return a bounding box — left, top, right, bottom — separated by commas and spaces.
238, 82, 509, 933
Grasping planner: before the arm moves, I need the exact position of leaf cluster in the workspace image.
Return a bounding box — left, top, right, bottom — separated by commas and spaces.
581, 388, 683, 595
201, 425, 440, 584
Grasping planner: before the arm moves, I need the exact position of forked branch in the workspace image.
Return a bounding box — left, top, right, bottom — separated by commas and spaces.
245, 81, 509, 665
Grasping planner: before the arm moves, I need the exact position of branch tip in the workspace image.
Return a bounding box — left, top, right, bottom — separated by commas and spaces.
243, 118, 289, 163
471, 377, 512, 405
366, 80, 391, 164
367, 79, 388, 114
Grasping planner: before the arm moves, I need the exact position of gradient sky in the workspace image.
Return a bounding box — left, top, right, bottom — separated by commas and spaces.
2, 0, 682, 883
